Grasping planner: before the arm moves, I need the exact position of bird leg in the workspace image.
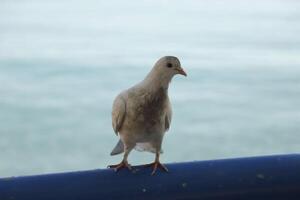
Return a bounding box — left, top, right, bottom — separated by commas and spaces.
144, 152, 168, 175
108, 145, 132, 172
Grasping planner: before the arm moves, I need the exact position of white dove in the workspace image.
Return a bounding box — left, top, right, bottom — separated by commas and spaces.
108, 56, 187, 175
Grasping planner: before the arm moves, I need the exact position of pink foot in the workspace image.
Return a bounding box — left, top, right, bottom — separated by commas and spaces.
144, 161, 168, 175
108, 161, 132, 172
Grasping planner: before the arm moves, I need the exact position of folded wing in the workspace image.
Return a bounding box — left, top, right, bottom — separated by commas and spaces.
112, 94, 126, 135
165, 98, 172, 132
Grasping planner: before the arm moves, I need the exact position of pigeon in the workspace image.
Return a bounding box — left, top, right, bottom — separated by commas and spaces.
108, 56, 187, 175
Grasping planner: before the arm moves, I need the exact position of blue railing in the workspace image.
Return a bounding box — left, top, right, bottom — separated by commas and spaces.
0, 154, 300, 199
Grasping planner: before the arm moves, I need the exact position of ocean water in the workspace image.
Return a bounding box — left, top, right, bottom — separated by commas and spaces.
0, 0, 300, 177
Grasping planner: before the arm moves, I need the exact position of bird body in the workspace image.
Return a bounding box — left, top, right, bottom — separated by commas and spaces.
111, 82, 170, 155
109, 56, 186, 174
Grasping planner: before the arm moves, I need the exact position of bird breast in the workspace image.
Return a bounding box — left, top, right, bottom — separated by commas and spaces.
127, 87, 168, 133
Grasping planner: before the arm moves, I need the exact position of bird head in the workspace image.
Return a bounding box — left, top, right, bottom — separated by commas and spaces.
153, 56, 187, 78
143, 56, 187, 89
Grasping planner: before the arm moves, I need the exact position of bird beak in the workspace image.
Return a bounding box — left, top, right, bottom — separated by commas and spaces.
176, 67, 187, 77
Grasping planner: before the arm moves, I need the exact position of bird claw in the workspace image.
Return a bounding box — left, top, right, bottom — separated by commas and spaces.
108, 161, 132, 172
144, 161, 168, 175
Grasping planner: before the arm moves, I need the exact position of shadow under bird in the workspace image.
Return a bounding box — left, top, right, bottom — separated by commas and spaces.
109, 56, 187, 175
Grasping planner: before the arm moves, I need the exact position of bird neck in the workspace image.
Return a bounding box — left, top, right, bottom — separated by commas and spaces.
142, 70, 172, 92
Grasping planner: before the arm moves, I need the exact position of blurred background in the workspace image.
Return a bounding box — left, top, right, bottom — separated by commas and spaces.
0, 0, 300, 177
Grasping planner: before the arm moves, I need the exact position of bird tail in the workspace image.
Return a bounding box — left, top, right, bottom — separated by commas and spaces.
110, 139, 124, 156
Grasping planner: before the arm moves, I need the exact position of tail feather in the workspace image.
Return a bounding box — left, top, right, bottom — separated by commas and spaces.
110, 139, 124, 156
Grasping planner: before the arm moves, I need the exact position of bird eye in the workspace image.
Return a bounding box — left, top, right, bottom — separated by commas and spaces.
166, 63, 172, 68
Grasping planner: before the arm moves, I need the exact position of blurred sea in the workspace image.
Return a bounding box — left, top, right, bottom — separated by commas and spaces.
0, 0, 300, 177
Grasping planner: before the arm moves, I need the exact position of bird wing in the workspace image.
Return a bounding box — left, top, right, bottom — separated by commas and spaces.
165, 98, 172, 132
112, 94, 126, 135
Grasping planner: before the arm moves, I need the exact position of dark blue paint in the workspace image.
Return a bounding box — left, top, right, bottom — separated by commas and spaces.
0, 154, 300, 200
